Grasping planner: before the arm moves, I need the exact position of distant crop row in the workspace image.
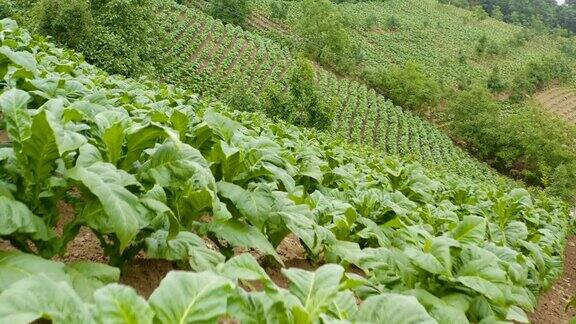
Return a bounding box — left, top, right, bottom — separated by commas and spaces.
0, 19, 569, 322
156, 2, 497, 182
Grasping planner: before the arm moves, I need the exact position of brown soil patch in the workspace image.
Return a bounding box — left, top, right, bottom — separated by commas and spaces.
119, 258, 174, 298
0, 130, 8, 143
534, 87, 576, 124
530, 236, 576, 324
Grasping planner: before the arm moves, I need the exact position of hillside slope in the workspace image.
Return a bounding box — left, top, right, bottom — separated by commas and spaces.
245, 0, 574, 87
156, 1, 499, 183
0, 18, 570, 323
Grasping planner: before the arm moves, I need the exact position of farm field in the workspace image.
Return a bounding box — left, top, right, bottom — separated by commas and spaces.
0, 19, 570, 323
156, 2, 498, 182
244, 0, 573, 87
535, 87, 576, 124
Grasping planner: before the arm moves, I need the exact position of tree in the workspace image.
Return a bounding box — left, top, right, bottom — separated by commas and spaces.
296, 0, 354, 71
367, 62, 440, 112
33, 0, 93, 48
261, 56, 335, 130
491, 5, 504, 20
211, 0, 250, 26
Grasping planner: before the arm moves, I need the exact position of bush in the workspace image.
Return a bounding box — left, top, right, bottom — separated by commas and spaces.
211, 0, 250, 26
0, 0, 13, 19
33, 0, 93, 48
385, 16, 401, 31
367, 62, 440, 112
261, 56, 335, 130
511, 56, 571, 101
447, 85, 576, 188
296, 0, 356, 72
270, 1, 288, 21
486, 67, 507, 93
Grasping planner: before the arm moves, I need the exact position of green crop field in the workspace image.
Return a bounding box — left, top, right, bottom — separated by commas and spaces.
245, 0, 573, 87
1, 0, 576, 321
0, 18, 570, 322
155, 2, 498, 182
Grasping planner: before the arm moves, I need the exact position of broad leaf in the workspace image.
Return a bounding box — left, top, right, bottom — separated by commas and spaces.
353, 293, 437, 324
68, 161, 149, 251
0, 275, 92, 324
92, 284, 153, 324
0, 196, 54, 241
149, 271, 234, 323
282, 264, 344, 320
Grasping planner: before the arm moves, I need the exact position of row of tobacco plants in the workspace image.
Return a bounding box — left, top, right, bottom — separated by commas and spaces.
0, 19, 570, 323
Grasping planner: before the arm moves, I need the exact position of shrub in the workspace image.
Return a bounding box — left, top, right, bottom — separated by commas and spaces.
385, 16, 401, 31
511, 56, 571, 101
270, 1, 288, 21
367, 62, 441, 112
296, 0, 356, 72
261, 56, 335, 130
211, 0, 250, 26
447, 85, 576, 187
33, 0, 93, 48
486, 67, 507, 93
0, 0, 13, 19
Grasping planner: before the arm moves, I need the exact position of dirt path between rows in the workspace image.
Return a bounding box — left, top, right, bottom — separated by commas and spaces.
531, 236, 576, 324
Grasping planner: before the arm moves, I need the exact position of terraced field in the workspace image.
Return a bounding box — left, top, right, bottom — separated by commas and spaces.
246, 0, 573, 86
156, 2, 497, 181
535, 87, 576, 124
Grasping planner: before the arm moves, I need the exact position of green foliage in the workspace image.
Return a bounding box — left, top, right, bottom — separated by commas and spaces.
475, 35, 505, 56
0, 0, 13, 19
33, 0, 93, 48
486, 67, 507, 93
447, 85, 576, 191
270, 0, 288, 20
81, 0, 162, 76
385, 15, 401, 31
0, 19, 570, 322
491, 5, 503, 21
211, 0, 250, 26
27, 0, 161, 77
261, 56, 335, 130
296, 0, 356, 72
367, 62, 441, 112
511, 56, 572, 101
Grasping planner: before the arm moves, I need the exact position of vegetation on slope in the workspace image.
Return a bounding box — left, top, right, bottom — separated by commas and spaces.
218, 0, 576, 200
0, 19, 570, 322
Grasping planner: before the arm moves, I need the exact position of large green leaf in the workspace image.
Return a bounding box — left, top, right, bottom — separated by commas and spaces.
0, 88, 31, 154
92, 284, 153, 324
0, 251, 66, 292
353, 293, 437, 324
282, 264, 344, 321
67, 161, 149, 251
22, 110, 59, 184
207, 219, 282, 263
121, 124, 167, 170
149, 271, 234, 323
450, 216, 486, 245
64, 261, 120, 302
0, 196, 54, 241
217, 181, 275, 230
0, 275, 92, 324
219, 253, 273, 288
145, 230, 224, 271
457, 276, 505, 303
139, 140, 211, 187
0, 46, 37, 74
102, 122, 125, 165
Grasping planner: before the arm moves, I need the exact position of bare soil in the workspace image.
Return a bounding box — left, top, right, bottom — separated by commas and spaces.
534, 87, 576, 124
530, 236, 576, 324
0, 130, 8, 143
